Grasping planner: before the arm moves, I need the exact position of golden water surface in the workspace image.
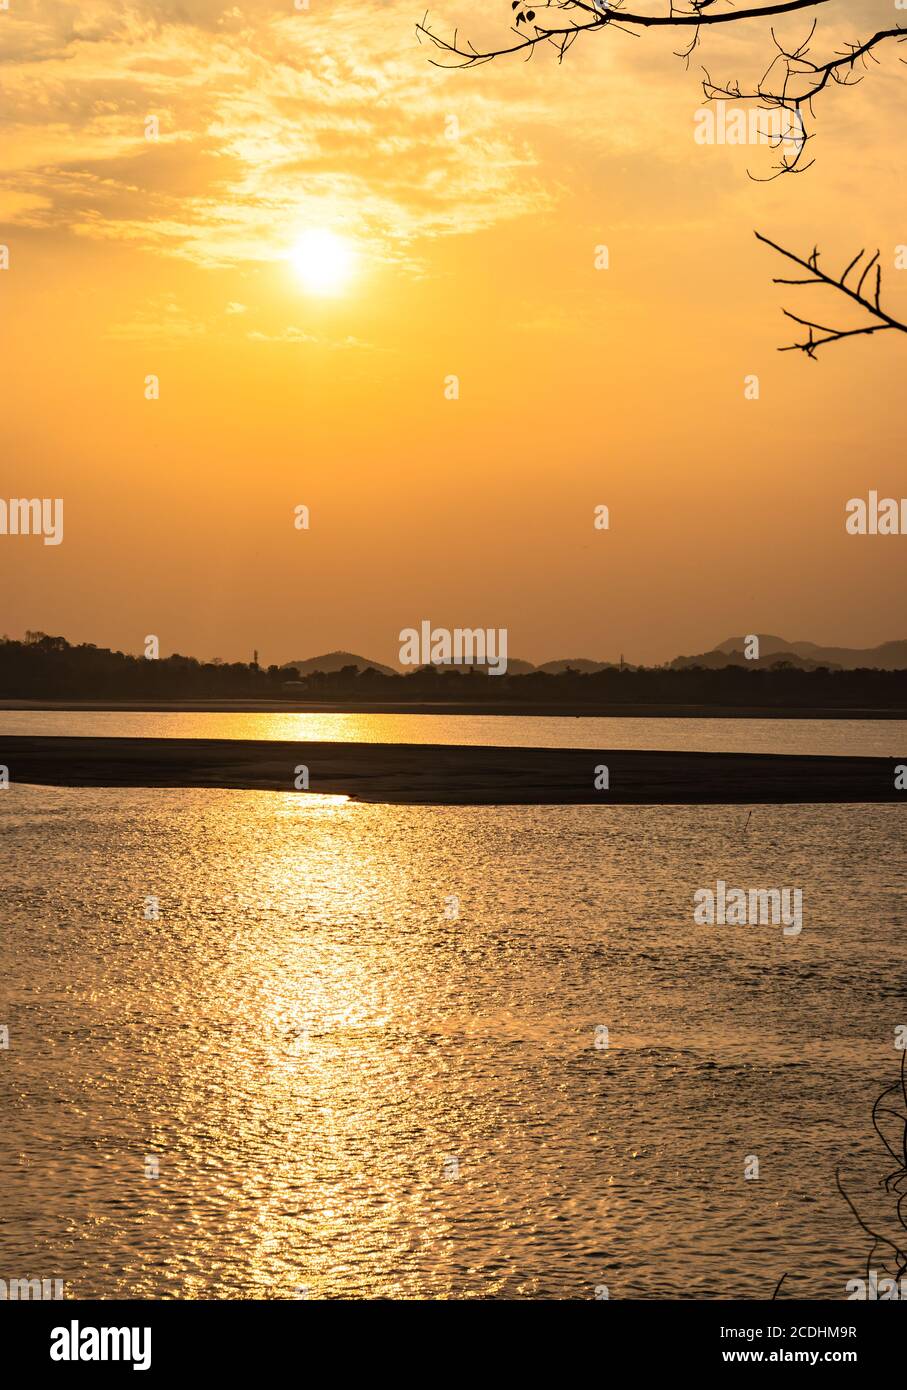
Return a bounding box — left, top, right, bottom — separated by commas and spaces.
1, 775, 905, 1298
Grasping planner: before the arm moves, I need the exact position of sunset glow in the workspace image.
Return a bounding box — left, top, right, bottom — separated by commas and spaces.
2, 0, 907, 1341
290, 230, 356, 296
0, 0, 902, 666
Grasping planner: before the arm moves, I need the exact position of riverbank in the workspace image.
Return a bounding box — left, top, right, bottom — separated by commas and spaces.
1, 700, 905, 719
1, 736, 902, 803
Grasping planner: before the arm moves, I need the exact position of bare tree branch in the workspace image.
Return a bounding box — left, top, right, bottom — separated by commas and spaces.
756, 231, 907, 359
418, 4, 905, 182
836, 1051, 907, 1290
705, 25, 907, 180
421, 5, 907, 359
417, 1, 833, 69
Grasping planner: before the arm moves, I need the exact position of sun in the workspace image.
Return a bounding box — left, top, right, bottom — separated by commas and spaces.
290, 229, 356, 295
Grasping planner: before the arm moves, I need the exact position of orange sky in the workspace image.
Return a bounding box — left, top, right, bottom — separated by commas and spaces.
1, 0, 904, 667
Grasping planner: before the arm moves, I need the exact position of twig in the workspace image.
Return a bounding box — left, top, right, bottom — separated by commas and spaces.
756, 231, 907, 359
705, 25, 907, 179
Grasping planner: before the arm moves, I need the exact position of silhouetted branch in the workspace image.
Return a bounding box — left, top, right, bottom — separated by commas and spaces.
417, 2, 832, 68
419, 4, 906, 181
705, 24, 907, 179
837, 1051, 907, 1290
421, 2, 836, 62
756, 231, 907, 359
775, 1054, 907, 1298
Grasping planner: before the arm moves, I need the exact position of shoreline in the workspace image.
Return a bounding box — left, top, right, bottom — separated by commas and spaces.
2, 735, 903, 804
1, 700, 905, 720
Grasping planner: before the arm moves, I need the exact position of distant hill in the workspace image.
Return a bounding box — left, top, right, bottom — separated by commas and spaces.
283, 637, 907, 678
283, 652, 540, 676
673, 635, 907, 671
281, 651, 397, 677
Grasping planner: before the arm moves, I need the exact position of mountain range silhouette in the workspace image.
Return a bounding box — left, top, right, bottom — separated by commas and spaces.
281, 636, 907, 676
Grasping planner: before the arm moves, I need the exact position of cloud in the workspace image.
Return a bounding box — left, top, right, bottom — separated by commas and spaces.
246, 326, 374, 350
0, 0, 555, 267
1, 0, 896, 273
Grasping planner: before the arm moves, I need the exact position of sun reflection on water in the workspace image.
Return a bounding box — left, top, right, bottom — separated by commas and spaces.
2, 786, 904, 1297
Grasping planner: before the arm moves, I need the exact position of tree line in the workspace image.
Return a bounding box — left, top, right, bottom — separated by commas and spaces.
1, 633, 904, 709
